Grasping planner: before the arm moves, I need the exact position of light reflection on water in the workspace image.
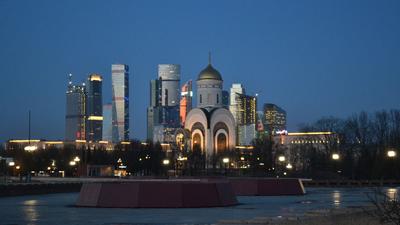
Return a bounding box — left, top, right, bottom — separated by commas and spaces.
23, 199, 39, 225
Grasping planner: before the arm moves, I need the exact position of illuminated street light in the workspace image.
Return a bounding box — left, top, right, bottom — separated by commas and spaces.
278, 156, 285, 162
222, 158, 230, 164
286, 163, 293, 169
16, 165, 20, 170
24, 145, 38, 151
240, 156, 245, 161
163, 159, 170, 165
73, 156, 80, 162
387, 150, 396, 158
8, 161, 15, 167
69, 161, 76, 166
332, 153, 340, 160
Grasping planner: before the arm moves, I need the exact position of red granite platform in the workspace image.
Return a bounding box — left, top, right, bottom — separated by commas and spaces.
76, 179, 238, 208
229, 178, 306, 196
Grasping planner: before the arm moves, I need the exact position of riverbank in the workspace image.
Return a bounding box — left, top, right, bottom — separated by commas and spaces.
218, 207, 381, 225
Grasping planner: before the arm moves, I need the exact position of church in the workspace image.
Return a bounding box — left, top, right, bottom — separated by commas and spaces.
178, 60, 236, 160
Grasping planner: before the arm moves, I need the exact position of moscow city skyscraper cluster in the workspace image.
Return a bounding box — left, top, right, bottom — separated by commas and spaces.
65, 64, 129, 143
64, 60, 287, 145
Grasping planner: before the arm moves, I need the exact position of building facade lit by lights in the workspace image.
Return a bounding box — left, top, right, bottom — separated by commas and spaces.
180, 80, 192, 126
65, 74, 87, 141
235, 93, 257, 145
229, 83, 245, 124
86, 74, 103, 141
112, 64, 129, 142
180, 56, 236, 167
263, 103, 286, 134
102, 103, 112, 141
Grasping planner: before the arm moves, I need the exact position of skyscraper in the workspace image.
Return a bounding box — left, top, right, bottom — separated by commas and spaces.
236, 93, 257, 145
229, 83, 245, 124
112, 64, 129, 142
147, 64, 181, 143
158, 64, 180, 107
147, 79, 161, 140
102, 103, 112, 141
263, 103, 287, 134
86, 74, 103, 142
65, 74, 86, 141
180, 80, 192, 126
222, 90, 230, 107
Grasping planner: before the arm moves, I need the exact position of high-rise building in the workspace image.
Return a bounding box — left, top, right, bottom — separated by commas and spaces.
86, 74, 103, 142
112, 64, 129, 142
65, 74, 86, 141
102, 103, 112, 141
147, 64, 181, 143
158, 64, 180, 106
222, 90, 230, 107
263, 103, 287, 134
147, 79, 161, 141
180, 80, 192, 126
236, 93, 257, 145
229, 83, 245, 124
150, 79, 161, 107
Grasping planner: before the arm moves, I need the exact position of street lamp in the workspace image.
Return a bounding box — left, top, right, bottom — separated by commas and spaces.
222, 158, 230, 164
286, 163, 293, 169
332, 153, 340, 160
69, 161, 76, 166
163, 159, 170, 165
278, 156, 285, 162
8, 161, 15, 167
73, 156, 80, 162
387, 150, 396, 158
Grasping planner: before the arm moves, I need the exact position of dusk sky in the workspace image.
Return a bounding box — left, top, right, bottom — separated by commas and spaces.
0, 0, 399, 142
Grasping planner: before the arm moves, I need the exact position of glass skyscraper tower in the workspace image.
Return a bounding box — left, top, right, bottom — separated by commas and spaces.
86, 74, 103, 141
112, 64, 129, 142
65, 74, 87, 141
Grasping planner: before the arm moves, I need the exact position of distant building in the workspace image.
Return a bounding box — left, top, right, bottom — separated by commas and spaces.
158, 64, 180, 107
235, 93, 257, 145
147, 79, 161, 140
180, 80, 192, 126
65, 74, 86, 141
149, 79, 161, 107
86, 74, 103, 142
222, 90, 229, 107
147, 64, 181, 143
229, 83, 245, 124
263, 103, 286, 134
112, 64, 129, 142
102, 103, 112, 141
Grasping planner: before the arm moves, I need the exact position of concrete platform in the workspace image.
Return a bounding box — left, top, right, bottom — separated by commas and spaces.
76, 179, 238, 208
229, 178, 306, 196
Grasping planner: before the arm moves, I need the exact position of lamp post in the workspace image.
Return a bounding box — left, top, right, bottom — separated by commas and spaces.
222, 157, 229, 176
163, 159, 170, 177
387, 150, 396, 158
332, 153, 340, 160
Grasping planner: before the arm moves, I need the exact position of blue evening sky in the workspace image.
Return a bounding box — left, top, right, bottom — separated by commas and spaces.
0, 0, 399, 142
